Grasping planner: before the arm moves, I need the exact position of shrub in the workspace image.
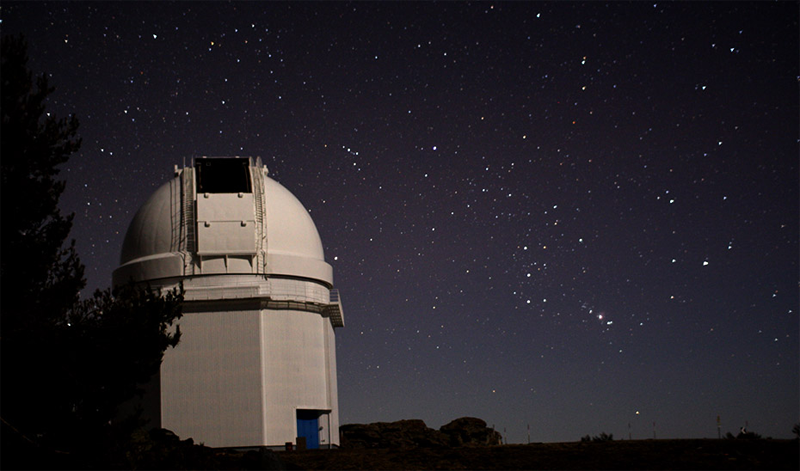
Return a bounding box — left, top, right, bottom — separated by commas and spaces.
593, 432, 614, 442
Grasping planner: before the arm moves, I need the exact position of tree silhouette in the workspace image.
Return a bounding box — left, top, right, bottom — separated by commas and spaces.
1, 35, 184, 468
1, 33, 86, 457
62, 283, 183, 458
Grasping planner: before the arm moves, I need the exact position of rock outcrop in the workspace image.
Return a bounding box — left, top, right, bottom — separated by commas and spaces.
440, 417, 503, 447
340, 419, 449, 449
340, 417, 501, 449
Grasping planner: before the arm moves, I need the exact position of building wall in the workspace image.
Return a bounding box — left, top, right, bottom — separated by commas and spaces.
160, 309, 265, 448
260, 309, 337, 447
156, 276, 340, 448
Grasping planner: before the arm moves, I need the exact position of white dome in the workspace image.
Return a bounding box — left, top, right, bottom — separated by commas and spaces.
119, 179, 176, 265
262, 176, 326, 262
113, 161, 332, 286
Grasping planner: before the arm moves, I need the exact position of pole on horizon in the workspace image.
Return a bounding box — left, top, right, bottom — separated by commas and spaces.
527, 424, 530, 444
717, 415, 721, 439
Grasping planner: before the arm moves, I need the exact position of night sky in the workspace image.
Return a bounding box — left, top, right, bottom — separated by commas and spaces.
3, 2, 797, 443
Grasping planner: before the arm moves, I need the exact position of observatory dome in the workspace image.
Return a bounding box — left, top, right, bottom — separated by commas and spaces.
113, 158, 332, 286
112, 157, 344, 449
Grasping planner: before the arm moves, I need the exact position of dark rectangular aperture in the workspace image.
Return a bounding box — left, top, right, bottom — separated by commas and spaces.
195, 158, 252, 193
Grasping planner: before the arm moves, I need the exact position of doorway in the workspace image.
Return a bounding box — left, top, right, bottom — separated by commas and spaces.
296, 410, 322, 449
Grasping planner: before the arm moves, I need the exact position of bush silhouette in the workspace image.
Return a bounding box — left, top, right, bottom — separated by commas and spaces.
581, 432, 614, 442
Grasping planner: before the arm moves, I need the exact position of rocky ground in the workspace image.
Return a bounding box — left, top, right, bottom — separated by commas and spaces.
277, 418, 798, 470
277, 439, 800, 470
5, 418, 796, 469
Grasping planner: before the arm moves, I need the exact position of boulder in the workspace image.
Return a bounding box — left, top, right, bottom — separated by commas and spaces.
440, 417, 503, 446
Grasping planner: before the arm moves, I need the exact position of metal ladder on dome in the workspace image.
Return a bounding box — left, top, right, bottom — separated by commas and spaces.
181, 167, 196, 273
252, 159, 267, 273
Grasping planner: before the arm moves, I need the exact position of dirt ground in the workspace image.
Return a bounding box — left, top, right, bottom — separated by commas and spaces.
277, 439, 799, 470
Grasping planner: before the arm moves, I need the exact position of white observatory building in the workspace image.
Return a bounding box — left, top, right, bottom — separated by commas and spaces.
113, 157, 344, 449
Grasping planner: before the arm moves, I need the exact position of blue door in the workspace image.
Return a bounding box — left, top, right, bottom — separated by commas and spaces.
296, 410, 320, 449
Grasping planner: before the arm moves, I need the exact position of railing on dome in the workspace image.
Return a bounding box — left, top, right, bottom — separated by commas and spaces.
221, 288, 343, 328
